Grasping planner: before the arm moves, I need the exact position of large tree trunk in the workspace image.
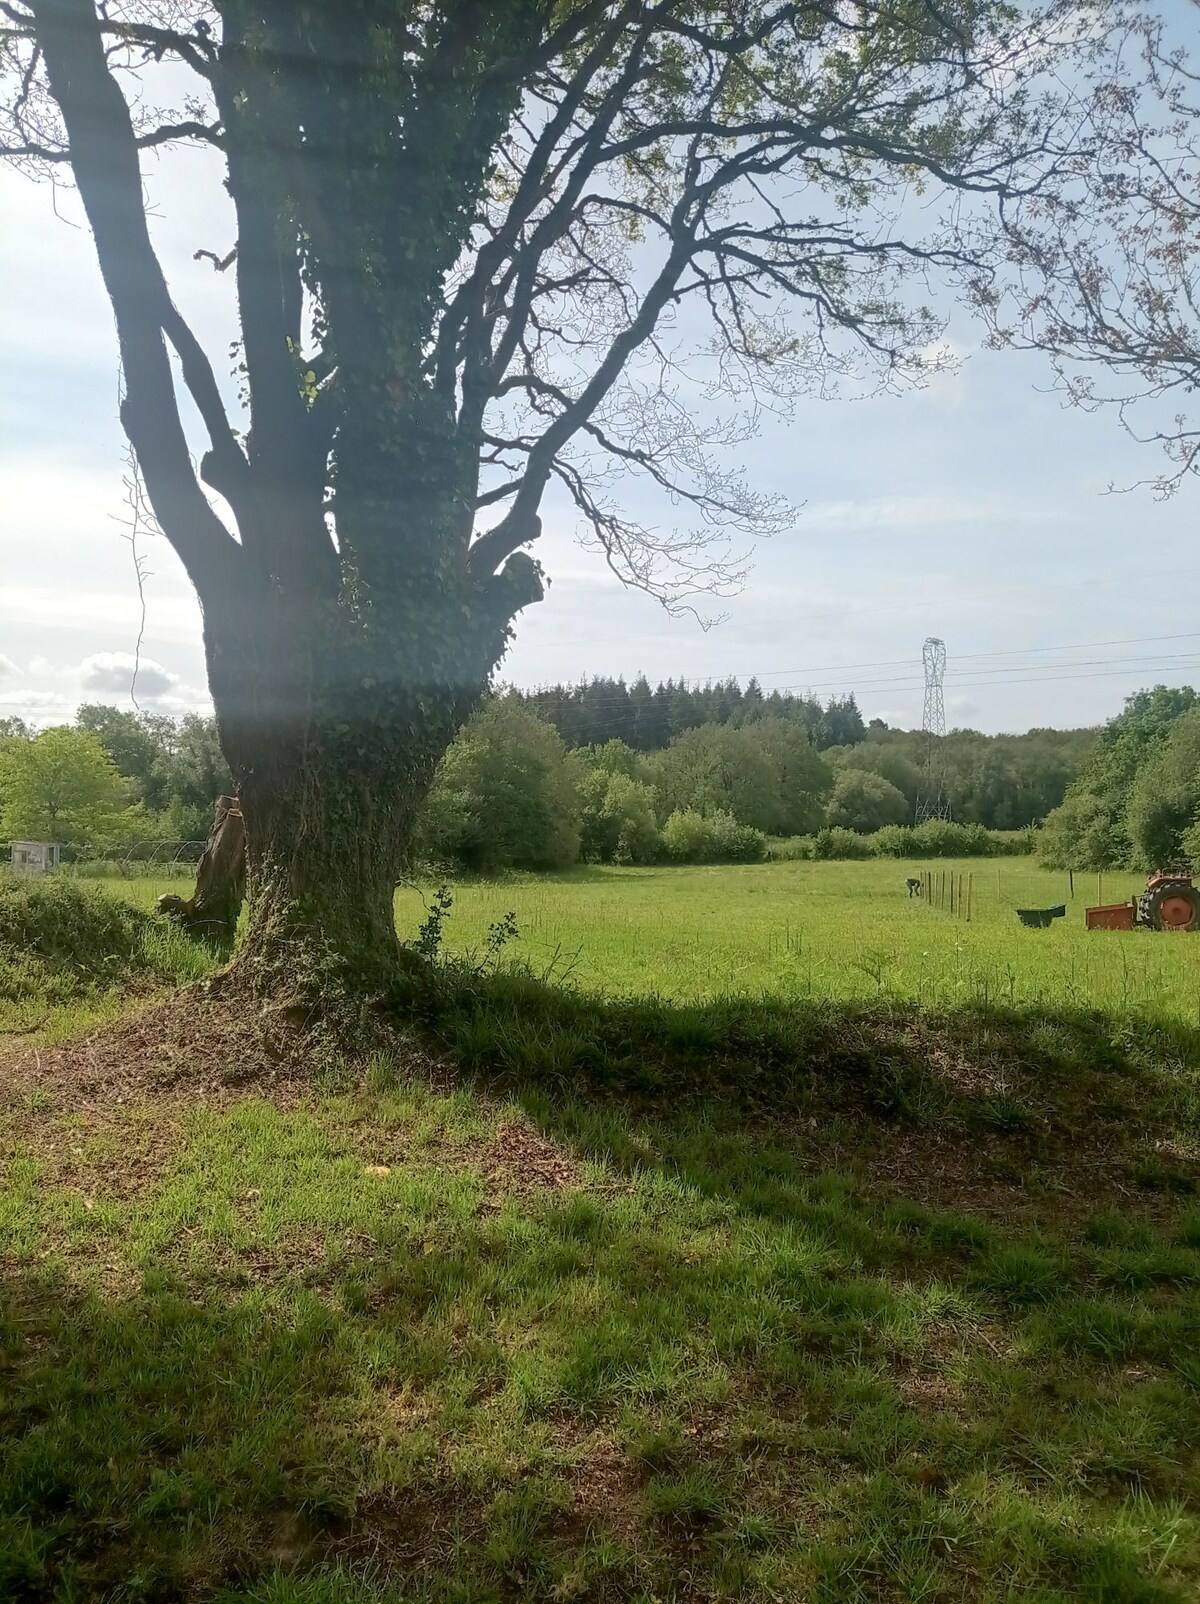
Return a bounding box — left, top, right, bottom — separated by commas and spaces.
235, 747, 423, 981
201, 591, 489, 991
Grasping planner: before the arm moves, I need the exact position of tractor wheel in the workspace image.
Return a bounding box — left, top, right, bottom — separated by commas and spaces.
1142, 882, 1200, 932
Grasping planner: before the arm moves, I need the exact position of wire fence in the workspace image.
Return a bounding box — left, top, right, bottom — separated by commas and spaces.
54, 841, 207, 880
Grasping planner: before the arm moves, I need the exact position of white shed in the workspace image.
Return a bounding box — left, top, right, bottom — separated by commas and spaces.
10, 842, 61, 874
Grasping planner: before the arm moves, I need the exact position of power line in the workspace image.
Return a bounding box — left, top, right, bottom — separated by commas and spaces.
521, 632, 1200, 699
521, 649, 1200, 715
752, 632, 1200, 681
766, 654, 1200, 698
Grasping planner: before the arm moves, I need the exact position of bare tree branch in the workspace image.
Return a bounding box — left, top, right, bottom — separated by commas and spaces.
26, 0, 238, 600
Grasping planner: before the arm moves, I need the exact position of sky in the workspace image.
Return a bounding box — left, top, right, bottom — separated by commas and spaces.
3, 38, 1199, 738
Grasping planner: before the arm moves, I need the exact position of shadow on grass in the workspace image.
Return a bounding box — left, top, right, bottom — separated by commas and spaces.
6, 964, 1200, 1600
4, 1140, 1200, 1603
403, 960, 1200, 1195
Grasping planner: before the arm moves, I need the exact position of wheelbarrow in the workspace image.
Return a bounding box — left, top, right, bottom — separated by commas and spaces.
1015, 905, 1066, 929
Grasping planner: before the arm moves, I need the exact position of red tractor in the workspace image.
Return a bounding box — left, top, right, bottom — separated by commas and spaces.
1086, 865, 1200, 932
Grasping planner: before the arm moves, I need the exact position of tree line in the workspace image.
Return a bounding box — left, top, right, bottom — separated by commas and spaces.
518, 677, 868, 753
0, 686, 1097, 867
518, 678, 1094, 830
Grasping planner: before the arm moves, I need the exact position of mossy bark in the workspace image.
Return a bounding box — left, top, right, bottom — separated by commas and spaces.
201, 589, 493, 991
235, 751, 423, 982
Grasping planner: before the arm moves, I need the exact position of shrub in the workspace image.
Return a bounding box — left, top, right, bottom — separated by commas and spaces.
910, 820, 994, 858
789, 823, 1041, 861
868, 824, 917, 858
662, 808, 710, 863
0, 873, 152, 970
811, 827, 872, 860
765, 835, 814, 861
0, 872, 207, 1013
703, 809, 767, 864
661, 809, 766, 864
992, 827, 1039, 857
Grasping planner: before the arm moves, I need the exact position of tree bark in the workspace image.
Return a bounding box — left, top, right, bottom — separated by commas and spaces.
236, 751, 417, 981
158, 796, 246, 942
193, 587, 494, 990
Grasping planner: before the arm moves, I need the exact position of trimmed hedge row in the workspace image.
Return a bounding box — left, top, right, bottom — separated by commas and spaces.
769, 823, 1038, 862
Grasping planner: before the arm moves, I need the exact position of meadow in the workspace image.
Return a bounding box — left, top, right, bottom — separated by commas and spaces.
5, 863, 1200, 1601
82, 856, 1200, 1022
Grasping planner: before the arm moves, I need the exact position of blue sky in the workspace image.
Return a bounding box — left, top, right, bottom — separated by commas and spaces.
2, 63, 1198, 737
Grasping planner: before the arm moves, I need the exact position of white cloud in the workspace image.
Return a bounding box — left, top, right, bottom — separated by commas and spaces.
0, 688, 73, 712
80, 652, 179, 700
0, 654, 20, 682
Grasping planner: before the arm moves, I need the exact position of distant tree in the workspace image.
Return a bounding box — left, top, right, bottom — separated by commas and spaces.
830, 743, 924, 811
155, 715, 233, 840
826, 770, 909, 833
740, 677, 765, 722
651, 724, 780, 833
1126, 708, 1200, 868
0, 726, 139, 845
0, 717, 31, 741
748, 720, 831, 835
580, 770, 660, 865
820, 696, 867, 750
576, 739, 643, 780
629, 675, 671, 753
1038, 686, 1198, 868
417, 698, 579, 872
77, 704, 176, 810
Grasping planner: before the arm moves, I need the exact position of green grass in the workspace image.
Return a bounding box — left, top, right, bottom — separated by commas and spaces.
4, 1066, 1200, 1602
84, 857, 1200, 1022
412, 858, 1189, 1021
4, 858, 1200, 1599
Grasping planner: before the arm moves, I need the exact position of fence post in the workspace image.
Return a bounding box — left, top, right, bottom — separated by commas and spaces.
1097, 872, 1103, 907
1068, 869, 1074, 899
967, 872, 973, 923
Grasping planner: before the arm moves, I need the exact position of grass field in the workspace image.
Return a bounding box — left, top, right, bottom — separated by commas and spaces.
82, 857, 1200, 1022
5, 865, 1200, 1601
392, 860, 1200, 1020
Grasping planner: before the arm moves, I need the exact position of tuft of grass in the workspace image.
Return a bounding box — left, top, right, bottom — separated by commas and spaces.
0, 871, 216, 1041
